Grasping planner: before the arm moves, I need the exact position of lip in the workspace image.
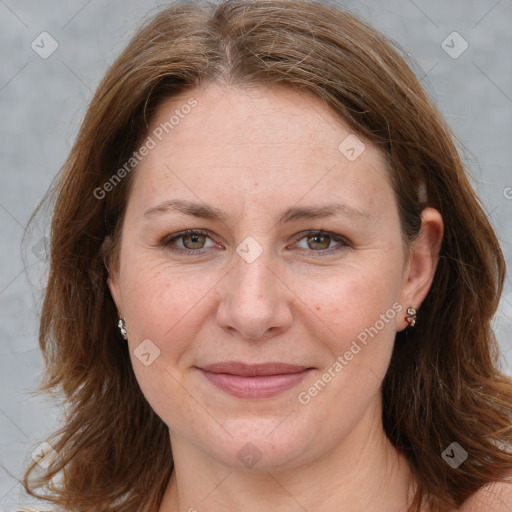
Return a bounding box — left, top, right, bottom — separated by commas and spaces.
196, 362, 314, 398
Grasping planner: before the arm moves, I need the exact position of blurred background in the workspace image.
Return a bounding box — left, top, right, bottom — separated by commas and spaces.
1, 0, 511, 509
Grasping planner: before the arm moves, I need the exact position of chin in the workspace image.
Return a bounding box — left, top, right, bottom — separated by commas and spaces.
190, 415, 330, 471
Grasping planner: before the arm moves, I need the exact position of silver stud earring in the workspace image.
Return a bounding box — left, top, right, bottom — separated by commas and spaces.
405, 306, 417, 327
118, 317, 128, 340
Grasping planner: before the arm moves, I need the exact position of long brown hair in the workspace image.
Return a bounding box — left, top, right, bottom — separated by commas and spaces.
23, 1, 512, 510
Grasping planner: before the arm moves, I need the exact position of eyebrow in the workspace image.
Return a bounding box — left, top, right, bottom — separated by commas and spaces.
143, 199, 372, 223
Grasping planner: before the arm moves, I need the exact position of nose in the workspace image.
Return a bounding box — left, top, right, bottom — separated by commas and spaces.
216, 247, 293, 341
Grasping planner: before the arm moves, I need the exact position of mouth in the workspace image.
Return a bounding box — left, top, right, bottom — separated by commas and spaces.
195, 362, 314, 398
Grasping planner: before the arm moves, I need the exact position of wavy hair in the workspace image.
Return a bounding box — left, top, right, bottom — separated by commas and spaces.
23, 1, 512, 510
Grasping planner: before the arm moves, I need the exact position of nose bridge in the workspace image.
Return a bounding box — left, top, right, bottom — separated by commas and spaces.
229, 243, 279, 307
216, 239, 292, 339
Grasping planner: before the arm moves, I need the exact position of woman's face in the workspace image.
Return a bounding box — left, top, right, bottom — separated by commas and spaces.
109, 83, 424, 470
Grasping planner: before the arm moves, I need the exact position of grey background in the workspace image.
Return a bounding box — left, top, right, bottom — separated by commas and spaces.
0, 0, 511, 509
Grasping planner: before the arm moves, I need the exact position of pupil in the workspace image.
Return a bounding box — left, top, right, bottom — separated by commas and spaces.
184, 233, 203, 249
310, 234, 329, 250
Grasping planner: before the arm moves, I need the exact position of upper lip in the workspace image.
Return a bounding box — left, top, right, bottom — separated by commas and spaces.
198, 362, 311, 377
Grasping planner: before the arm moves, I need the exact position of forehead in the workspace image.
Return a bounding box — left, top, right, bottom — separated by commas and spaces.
146, 83, 365, 152
127, 83, 393, 219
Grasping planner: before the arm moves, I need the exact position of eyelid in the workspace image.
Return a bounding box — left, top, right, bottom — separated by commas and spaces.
160, 229, 219, 254
289, 230, 351, 254
160, 229, 351, 255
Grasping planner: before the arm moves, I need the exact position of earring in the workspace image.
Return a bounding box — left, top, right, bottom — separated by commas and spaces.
405, 306, 417, 327
118, 317, 128, 340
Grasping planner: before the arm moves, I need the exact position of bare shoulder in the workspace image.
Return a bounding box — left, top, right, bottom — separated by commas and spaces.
459, 480, 512, 511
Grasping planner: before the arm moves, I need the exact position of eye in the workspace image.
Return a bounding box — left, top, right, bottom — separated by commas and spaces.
162, 229, 218, 253
292, 231, 350, 254
160, 229, 350, 256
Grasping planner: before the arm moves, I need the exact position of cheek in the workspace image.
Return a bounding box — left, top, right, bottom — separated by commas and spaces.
293, 255, 404, 411
299, 260, 403, 346
120, 258, 220, 356
295, 274, 401, 429
120, 261, 218, 423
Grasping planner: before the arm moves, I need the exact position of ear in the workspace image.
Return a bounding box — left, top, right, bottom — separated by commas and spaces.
101, 236, 124, 317
398, 207, 443, 330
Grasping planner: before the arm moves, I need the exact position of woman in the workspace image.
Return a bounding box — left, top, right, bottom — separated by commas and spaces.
22, 0, 512, 510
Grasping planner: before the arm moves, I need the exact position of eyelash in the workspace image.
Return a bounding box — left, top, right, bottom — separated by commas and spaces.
159, 229, 351, 256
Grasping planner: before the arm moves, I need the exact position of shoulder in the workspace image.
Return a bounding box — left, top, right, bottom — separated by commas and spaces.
459, 480, 512, 511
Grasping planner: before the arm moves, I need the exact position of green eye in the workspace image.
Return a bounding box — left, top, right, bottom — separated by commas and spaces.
294, 231, 349, 253
161, 229, 350, 256
181, 232, 207, 249
162, 229, 215, 253
305, 233, 332, 250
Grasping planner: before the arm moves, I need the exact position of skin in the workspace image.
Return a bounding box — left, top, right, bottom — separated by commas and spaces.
108, 83, 446, 511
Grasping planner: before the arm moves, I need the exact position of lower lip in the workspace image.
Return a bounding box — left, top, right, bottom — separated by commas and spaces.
197, 368, 313, 398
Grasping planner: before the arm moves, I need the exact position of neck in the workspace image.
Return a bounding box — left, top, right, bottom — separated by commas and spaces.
159, 397, 412, 512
